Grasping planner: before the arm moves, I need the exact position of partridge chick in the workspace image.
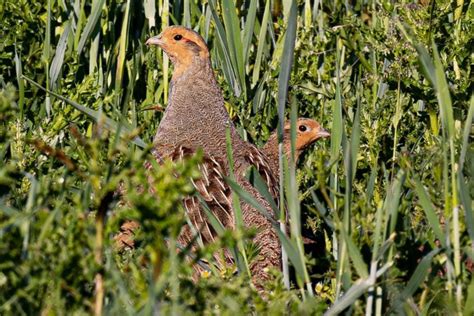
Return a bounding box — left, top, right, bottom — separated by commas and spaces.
146, 26, 281, 286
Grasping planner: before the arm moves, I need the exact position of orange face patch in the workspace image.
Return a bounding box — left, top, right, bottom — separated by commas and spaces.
147, 26, 211, 78
283, 118, 329, 150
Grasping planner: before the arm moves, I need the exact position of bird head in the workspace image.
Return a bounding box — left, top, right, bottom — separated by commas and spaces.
284, 118, 330, 151
146, 26, 210, 75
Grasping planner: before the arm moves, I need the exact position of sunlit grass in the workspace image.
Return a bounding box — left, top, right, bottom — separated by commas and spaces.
0, 0, 472, 314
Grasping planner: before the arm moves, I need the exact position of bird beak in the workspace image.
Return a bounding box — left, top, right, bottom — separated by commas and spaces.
146, 35, 163, 46
317, 127, 330, 138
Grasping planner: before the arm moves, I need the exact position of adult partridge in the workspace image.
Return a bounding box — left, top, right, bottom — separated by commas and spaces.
146, 26, 281, 285
262, 118, 330, 176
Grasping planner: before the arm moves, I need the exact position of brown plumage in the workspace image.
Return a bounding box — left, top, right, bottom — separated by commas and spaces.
114, 119, 329, 251
146, 26, 281, 286
262, 118, 330, 176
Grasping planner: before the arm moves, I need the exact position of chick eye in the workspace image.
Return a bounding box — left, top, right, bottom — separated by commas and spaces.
299, 125, 308, 132
174, 34, 183, 41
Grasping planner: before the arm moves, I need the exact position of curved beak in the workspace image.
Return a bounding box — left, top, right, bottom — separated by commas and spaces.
146, 35, 163, 46
317, 127, 330, 138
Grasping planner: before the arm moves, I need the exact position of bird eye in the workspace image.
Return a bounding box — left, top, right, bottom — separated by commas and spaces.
299, 125, 308, 132
174, 34, 183, 41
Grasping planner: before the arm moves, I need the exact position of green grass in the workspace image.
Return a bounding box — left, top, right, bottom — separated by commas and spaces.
0, 0, 473, 314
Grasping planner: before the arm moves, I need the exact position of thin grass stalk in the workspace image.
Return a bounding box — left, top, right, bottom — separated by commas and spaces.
14, 46, 25, 119
431, 40, 461, 311
343, 140, 352, 234
274, 0, 298, 292
183, 0, 191, 27
43, 0, 52, 118
161, 0, 170, 104
225, 127, 251, 280
115, 0, 131, 93
251, 0, 270, 87
276, 0, 297, 135
366, 135, 386, 314
288, 98, 313, 296
242, 0, 257, 68
459, 96, 474, 242
332, 37, 345, 298
365, 261, 377, 316
278, 145, 290, 289
391, 79, 402, 179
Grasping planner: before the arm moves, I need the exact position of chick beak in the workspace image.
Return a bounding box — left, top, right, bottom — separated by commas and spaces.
146, 35, 163, 46
317, 127, 330, 138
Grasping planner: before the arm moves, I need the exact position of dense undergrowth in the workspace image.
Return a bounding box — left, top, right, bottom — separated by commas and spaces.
1, 0, 473, 314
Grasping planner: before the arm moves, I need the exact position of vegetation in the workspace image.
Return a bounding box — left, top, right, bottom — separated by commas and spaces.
1, 0, 473, 314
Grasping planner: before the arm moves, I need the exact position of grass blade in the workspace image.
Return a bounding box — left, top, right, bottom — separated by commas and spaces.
208, 0, 238, 95
115, 0, 131, 91
276, 0, 297, 130
77, 0, 105, 55
251, 0, 270, 87
340, 227, 368, 279
242, 0, 257, 66
221, 0, 245, 97
144, 0, 156, 28
431, 41, 455, 139
412, 177, 446, 247
14, 46, 25, 119
50, 23, 71, 89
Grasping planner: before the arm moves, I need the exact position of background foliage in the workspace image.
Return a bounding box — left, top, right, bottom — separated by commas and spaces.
1, 0, 473, 314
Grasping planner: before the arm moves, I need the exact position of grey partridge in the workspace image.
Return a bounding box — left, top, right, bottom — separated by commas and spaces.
146, 26, 281, 286
262, 118, 330, 176
261, 118, 329, 245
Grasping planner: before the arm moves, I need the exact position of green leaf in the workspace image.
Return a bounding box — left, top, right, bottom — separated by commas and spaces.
276, 0, 297, 128
413, 177, 446, 247
77, 0, 105, 54
50, 23, 71, 89
251, 0, 270, 87
432, 41, 455, 139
